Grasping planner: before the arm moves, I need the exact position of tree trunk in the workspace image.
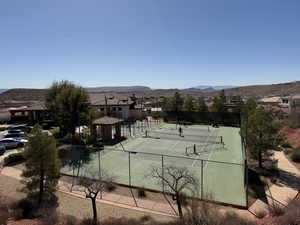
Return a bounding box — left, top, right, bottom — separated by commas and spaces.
176, 194, 183, 218
38, 168, 44, 206
258, 149, 263, 169
91, 197, 98, 225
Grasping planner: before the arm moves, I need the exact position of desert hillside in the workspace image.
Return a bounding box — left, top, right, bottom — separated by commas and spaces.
0, 81, 300, 107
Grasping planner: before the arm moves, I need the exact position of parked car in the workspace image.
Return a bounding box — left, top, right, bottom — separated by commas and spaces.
8, 125, 31, 133
8, 129, 24, 135
0, 144, 5, 155
4, 133, 25, 139
0, 138, 23, 149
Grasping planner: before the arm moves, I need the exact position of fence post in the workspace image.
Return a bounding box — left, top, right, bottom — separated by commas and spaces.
128, 151, 131, 186
162, 155, 164, 192
201, 160, 204, 199
98, 150, 103, 199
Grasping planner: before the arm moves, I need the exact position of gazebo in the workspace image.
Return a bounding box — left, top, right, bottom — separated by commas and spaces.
91, 116, 123, 143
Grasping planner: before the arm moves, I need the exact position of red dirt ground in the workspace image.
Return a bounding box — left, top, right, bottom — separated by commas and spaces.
281, 126, 300, 148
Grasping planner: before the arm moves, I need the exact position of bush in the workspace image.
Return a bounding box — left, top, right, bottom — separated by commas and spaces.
85, 135, 97, 145
140, 215, 152, 223
255, 210, 267, 219
79, 218, 100, 225
60, 134, 85, 145
137, 188, 147, 198
93, 142, 103, 148
283, 148, 293, 155
221, 212, 258, 225
41, 210, 59, 225
59, 215, 78, 225
12, 198, 36, 219
275, 199, 300, 225
291, 149, 300, 163
3, 152, 25, 165
281, 142, 292, 148
49, 126, 60, 138
105, 183, 116, 192
268, 202, 285, 217
0, 202, 9, 225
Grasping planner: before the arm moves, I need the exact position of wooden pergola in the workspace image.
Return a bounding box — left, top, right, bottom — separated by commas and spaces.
91, 116, 123, 143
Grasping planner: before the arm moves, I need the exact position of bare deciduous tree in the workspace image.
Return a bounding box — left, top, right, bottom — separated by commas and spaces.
75, 169, 114, 225
149, 165, 198, 218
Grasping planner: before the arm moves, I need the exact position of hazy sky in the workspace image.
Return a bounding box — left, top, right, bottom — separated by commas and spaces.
0, 0, 299, 89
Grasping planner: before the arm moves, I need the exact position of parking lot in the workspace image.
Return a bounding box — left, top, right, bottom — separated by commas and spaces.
0, 125, 28, 167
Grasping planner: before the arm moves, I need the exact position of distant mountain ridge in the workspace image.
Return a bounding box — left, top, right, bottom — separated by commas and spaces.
0, 89, 7, 93
86, 86, 151, 92
193, 85, 235, 90
1, 81, 300, 108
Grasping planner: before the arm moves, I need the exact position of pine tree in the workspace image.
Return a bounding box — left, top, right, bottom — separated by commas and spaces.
197, 96, 208, 112
210, 90, 227, 112
21, 125, 61, 205
170, 92, 184, 112
184, 95, 195, 112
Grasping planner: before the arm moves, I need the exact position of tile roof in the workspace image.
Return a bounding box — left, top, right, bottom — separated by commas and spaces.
93, 116, 123, 125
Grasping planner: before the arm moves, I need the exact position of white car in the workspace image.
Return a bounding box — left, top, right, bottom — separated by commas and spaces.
0, 138, 23, 149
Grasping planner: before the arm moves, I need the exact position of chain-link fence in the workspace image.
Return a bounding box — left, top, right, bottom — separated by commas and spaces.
61, 148, 247, 207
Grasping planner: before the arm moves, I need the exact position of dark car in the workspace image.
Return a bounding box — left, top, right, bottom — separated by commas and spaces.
4, 133, 25, 139
8, 129, 24, 134
8, 125, 31, 133
0, 138, 23, 149
0, 144, 5, 155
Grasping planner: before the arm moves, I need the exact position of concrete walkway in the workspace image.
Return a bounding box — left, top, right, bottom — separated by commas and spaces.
249, 151, 300, 216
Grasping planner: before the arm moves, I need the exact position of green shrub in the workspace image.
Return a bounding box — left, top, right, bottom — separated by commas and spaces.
281, 142, 292, 148
60, 134, 85, 145
93, 142, 103, 148
12, 198, 36, 219
291, 150, 300, 163
49, 127, 60, 137
85, 135, 96, 145
140, 215, 152, 223
4, 152, 25, 165
284, 148, 293, 155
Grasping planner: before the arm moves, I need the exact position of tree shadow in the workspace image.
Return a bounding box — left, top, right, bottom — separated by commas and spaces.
275, 168, 300, 190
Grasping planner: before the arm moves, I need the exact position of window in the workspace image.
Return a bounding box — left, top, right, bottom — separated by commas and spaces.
113, 107, 116, 111
118, 107, 122, 111
100, 108, 105, 112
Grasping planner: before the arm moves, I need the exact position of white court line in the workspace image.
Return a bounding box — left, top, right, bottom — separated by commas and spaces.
191, 126, 215, 167
168, 139, 181, 155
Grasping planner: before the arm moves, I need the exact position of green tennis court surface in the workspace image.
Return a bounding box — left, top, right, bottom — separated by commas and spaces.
61, 123, 247, 207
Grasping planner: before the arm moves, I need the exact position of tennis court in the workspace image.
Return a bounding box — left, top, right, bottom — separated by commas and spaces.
61, 123, 247, 207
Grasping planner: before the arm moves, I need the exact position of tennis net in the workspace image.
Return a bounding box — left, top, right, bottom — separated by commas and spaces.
185, 143, 224, 156
145, 130, 223, 144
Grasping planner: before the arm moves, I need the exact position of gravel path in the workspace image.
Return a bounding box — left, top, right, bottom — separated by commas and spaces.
0, 174, 172, 222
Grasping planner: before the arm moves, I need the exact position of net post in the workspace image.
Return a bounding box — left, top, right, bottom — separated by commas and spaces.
201, 160, 204, 199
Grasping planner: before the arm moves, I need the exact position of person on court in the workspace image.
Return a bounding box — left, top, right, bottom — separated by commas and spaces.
179, 127, 183, 137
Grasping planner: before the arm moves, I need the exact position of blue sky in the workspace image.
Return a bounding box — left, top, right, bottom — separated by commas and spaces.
0, 0, 300, 89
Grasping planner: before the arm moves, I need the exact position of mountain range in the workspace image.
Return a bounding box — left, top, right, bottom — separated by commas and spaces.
192, 85, 235, 90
